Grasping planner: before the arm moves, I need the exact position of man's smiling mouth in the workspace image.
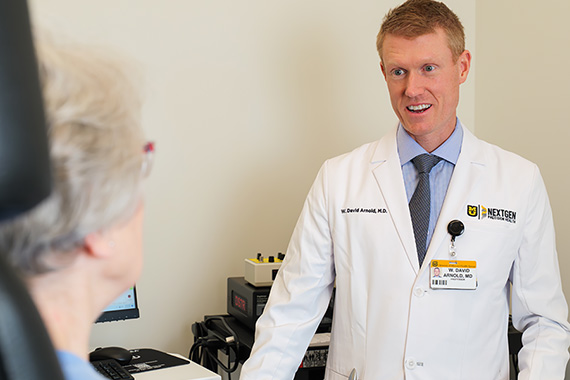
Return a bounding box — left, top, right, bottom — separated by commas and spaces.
407, 104, 432, 113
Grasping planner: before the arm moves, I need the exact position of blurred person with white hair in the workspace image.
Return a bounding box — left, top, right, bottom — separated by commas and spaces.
0, 40, 152, 380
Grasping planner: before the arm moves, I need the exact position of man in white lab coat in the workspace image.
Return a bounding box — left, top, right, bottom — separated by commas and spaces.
240, 0, 570, 379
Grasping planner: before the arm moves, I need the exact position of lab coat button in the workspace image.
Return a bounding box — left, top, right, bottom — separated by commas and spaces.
405, 358, 416, 369
413, 287, 424, 297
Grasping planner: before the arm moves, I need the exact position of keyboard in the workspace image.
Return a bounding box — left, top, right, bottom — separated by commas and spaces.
91, 359, 134, 380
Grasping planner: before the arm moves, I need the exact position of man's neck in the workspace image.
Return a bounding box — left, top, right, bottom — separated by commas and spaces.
410, 128, 455, 153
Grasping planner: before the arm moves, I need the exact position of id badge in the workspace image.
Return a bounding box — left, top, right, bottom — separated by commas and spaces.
430, 260, 477, 290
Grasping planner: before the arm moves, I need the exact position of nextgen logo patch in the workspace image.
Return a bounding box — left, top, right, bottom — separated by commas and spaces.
467, 204, 517, 224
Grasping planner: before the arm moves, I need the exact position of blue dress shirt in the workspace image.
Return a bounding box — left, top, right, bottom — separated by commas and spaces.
397, 119, 463, 254
57, 350, 107, 380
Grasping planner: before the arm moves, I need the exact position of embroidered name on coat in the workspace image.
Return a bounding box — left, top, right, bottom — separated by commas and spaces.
341, 207, 387, 214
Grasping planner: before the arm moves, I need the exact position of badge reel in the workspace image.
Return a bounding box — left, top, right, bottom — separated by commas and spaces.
447, 220, 464, 257
430, 220, 477, 290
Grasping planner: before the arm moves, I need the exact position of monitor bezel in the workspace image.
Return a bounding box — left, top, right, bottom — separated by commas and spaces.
95, 286, 140, 323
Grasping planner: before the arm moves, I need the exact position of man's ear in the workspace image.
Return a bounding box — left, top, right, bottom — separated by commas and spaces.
458, 50, 471, 84
83, 231, 114, 259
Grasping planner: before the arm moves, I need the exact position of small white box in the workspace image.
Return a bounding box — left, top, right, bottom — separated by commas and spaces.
244, 256, 283, 287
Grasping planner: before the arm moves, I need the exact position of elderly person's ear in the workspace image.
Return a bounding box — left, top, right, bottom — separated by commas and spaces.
83, 232, 115, 260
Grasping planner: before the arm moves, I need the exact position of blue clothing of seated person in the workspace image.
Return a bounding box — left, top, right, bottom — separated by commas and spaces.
57, 351, 106, 380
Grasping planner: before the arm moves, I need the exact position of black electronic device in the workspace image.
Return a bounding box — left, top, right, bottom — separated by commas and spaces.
92, 348, 193, 379
193, 315, 329, 380
90, 346, 133, 365
96, 286, 139, 323
227, 277, 270, 330
91, 359, 134, 380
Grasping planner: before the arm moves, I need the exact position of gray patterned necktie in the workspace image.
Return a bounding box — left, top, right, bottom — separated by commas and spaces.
409, 154, 442, 267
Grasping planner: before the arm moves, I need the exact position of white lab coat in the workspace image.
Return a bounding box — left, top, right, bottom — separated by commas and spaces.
240, 126, 570, 380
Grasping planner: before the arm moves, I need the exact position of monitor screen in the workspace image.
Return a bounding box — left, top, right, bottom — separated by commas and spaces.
96, 286, 140, 323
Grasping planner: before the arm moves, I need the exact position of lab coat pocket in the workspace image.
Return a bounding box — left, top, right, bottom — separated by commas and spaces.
460, 220, 520, 257
456, 220, 521, 290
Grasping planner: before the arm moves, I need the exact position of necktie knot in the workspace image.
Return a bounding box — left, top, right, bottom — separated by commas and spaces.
411, 154, 441, 174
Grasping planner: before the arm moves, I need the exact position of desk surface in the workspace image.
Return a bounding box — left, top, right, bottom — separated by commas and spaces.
132, 357, 220, 380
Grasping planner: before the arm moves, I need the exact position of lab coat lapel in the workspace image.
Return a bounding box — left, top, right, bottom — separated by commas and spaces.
371, 129, 419, 273
425, 128, 487, 267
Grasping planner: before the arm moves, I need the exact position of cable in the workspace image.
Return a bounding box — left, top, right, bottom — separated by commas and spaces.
189, 316, 240, 376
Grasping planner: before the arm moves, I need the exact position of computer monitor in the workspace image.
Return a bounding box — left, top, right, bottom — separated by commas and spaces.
96, 286, 139, 323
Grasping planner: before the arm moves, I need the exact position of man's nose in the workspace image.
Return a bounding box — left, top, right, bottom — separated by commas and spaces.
404, 71, 425, 98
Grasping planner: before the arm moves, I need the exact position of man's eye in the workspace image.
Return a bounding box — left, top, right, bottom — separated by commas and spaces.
393, 69, 405, 76
425, 65, 436, 72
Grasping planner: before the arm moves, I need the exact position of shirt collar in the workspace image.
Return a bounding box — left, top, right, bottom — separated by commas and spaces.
397, 118, 463, 166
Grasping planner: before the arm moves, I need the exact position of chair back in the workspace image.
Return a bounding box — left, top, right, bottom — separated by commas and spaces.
0, 1, 64, 379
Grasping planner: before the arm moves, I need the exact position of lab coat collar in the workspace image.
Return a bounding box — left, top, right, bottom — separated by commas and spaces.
370, 127, 418, 272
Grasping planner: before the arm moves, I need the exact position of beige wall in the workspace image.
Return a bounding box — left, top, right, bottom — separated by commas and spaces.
28, 0, 476, 356
475, 0, 570, 298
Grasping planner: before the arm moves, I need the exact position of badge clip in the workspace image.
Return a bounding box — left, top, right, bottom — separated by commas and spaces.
447, 220, 464, 257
